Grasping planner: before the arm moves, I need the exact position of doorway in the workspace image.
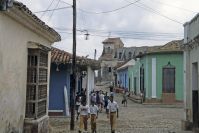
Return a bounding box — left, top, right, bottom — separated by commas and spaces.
192, 62, 199, 128
162, 62, 175, 103
134, 77, 137, 95
129, 78, 131, 92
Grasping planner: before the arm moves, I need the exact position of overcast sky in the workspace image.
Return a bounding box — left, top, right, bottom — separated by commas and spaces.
18, 0, 199, 59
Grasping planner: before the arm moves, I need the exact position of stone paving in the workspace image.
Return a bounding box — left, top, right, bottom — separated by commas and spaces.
49, 89, 192, 133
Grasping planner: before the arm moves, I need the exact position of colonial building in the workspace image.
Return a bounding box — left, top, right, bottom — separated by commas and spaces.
0, 1, 61, 133
98, 37, 148, 85
98, 38, 124, 83
116, 59, 135, 91
131, 40, 184, 103
49, 48, 100, 116
182, 13, 199, 131
116, 46, 148, 61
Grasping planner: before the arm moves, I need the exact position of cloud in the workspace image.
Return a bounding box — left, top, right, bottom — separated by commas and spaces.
18, 0, 199, 59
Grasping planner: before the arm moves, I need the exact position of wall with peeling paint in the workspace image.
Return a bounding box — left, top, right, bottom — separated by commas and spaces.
0, 12, 51, 132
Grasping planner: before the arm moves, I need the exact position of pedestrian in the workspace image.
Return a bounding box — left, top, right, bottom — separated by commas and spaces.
122, 91, 128, 107
91, 92, 96, 105
104, 92, 109, 113
77, 99, 90, 133
96, 91, 101, 109
100, 91, 104, 112
107, 95, 119, 133
76, 95, 81, 120
90, 101, 99, 133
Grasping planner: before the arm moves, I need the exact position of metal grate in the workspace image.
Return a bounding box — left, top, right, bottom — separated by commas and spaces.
38, 100, 46, 118
25, 103, 35, 118
26, 48, 48, 119
40, 52, 48, 67
26, 85, 36, 100
38, 85, 47, 99
39, 69, 47, 83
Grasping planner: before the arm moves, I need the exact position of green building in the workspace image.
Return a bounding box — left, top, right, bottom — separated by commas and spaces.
129, 40, 184, 103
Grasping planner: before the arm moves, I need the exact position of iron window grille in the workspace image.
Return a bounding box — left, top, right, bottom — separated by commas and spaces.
25, 48, 48, 119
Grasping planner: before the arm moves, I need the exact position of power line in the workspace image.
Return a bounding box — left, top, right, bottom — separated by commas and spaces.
149, 0, 197, 13
48, 0, 61, 21
34, 6, 71, 13
53, 27, 182, 36
59, 0, 72, 6
78, 0, 141, 14
35, 0, 141, 14
40, 0, 55, 18
57, 30, 182, 41
124, 0, 183, 24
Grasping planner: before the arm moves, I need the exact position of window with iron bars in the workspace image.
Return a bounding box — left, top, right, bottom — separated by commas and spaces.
25, 48, 48, 119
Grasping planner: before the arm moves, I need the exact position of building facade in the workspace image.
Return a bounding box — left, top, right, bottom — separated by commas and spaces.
98, 38, 124, 83
49, 48, 99, 116
117, 59, 135, 91
130, 41, 184, 103
182, 13, 199, 131
98, 37, 148, 85
0, 1, 61, 133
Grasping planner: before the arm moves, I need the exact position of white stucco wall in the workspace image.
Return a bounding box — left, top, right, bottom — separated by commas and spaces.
183, 45, 199, 123
87, 66, 95, 105
0, 13, 52, 132
184, 14, 199, 44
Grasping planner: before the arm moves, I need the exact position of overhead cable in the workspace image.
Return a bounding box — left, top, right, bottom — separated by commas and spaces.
124, 0, 183, 24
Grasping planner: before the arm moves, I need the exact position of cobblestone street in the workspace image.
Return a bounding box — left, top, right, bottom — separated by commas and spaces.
49, 89, 192, 133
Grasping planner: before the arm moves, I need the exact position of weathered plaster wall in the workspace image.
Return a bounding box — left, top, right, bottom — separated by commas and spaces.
186, 46, 199, 122
184, 14, 199, 43
0, 13, 51, 132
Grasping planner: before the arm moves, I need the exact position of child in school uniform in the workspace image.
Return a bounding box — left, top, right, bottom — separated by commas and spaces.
90, 101, 99, 133
77, 99, 90, 133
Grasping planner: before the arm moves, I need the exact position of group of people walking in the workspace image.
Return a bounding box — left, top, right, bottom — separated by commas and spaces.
76, 88, 119, 133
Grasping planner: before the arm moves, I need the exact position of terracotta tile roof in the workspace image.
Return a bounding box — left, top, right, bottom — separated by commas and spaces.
51, 47, 100, 69
147, 40, 183, 53
12, 1, 61, 42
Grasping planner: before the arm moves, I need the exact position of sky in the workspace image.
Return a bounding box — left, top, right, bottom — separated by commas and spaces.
18, 0, 199, 59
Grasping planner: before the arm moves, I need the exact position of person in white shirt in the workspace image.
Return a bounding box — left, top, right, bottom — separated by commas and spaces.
107, 95, 119, 133
100, 92, 104, 112
90, 101, 99, 133
77, 100, 90, 133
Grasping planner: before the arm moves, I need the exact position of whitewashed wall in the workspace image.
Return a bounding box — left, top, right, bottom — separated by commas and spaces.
0, 13, 52, 132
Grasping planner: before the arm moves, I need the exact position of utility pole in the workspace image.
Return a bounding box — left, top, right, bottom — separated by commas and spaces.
70, 0, 76, 130
94, 49, 97, 60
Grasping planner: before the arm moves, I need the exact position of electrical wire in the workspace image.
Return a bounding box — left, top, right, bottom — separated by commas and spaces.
34, 6, 71, 13
149, 0, 197, 13
40, 0, 55, 18
124, 0, 183, 24
48, 0, 61, 21
57, 30, 182, 41
78, 0, 141, 14
34, 0, 141, 15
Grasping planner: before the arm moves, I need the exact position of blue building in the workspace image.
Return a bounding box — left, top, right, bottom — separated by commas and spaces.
49, 48, 99, 116
117, 59, 135, 91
